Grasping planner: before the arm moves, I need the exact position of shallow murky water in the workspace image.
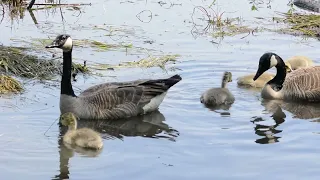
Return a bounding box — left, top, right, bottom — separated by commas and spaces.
1, 0, 320, 179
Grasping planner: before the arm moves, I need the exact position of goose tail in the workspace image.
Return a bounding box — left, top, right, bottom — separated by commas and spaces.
141, 74, 182, 90
166, 74, 182, 88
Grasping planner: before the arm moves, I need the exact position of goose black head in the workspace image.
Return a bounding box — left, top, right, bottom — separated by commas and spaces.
253, 52, 280, 81
45, 34, 73, 52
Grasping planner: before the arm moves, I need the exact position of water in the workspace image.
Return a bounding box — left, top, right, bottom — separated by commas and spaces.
1, 0, 320, 179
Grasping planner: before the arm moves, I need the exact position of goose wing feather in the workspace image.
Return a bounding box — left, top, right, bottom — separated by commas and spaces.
282, 66, 320, 101
77, 75, 181, 119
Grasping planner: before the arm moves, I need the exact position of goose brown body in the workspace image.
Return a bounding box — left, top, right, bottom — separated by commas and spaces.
272, 66, 320, 101
60, 76, 181, 120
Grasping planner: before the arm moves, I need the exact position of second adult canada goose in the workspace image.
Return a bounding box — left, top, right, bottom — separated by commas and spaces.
253, 52, 320, 102
200, 71, 235, 107
237, 55, 313, 88
45, 34, 182, 120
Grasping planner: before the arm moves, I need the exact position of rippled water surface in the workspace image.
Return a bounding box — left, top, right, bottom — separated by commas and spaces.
1, 0, 320, 179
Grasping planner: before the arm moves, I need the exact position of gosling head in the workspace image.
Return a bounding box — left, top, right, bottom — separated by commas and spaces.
253, 52, 283, 81
45, 34, 73, 52
60, 112, 77, 126
222, 71, 232, 82
285, 62, 293, 73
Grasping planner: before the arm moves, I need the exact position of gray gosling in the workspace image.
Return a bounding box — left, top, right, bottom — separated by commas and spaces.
200, 71, 235, 106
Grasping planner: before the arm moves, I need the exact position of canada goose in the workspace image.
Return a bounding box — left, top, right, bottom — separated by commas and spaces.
60, 112, 103, 150
237, 56, 313, 88
253, 52, 320, 102
200, 71, 235, 107
45, 34, 182, 120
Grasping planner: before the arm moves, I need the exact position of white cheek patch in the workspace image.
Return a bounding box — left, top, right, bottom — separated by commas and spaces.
62, 37, 73, 51
270, 55, 278, 68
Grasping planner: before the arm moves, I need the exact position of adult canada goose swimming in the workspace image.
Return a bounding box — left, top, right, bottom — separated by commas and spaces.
253, 52, 320, 102
60, 112, 103, 150
200, 71, 235, 107
237, 55, 313, 88
45, 34, 182, 120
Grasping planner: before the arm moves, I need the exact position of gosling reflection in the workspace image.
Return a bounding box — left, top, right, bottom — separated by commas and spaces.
53, 110, 177, 179
204, 104, 232, 116
61, 110, 179, 141
262, 99, 320, 120
251, 104, 286, 144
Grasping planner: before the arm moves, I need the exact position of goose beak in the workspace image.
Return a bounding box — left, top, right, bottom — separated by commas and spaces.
45, 40, 59, 48
253, 69, 262, 81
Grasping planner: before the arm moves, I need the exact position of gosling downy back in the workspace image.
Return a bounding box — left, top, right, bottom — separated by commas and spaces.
237, 72, 275, 88
285, 55, 313, 72
46, 34, 182, 120
200, 71, 235, 106
254, 52, 320, 102
61, 112, 103, 150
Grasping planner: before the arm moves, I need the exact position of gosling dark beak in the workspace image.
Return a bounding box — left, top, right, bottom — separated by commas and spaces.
45, 40, 59, 48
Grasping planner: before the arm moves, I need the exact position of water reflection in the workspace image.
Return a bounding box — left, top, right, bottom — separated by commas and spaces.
203, 103, 232, 116
262, 99, 320, 120
251, 102, 286, 144
53, 110, 178, 179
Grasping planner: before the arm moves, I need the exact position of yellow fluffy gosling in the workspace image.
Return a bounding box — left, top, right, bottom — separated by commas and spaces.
60, 112, 103, 150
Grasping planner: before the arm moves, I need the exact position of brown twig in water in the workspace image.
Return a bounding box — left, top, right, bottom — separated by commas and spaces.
31, 3, 91, 6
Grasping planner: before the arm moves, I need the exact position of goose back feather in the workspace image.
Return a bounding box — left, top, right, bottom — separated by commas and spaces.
277, 66, 320, 101
61, 75, 181, 120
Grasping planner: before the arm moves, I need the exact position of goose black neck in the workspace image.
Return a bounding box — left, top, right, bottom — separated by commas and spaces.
267, 56, 286, 89
61, 51, 76, 96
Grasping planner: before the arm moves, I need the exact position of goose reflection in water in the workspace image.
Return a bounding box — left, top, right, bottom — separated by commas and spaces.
252, 99, 320, 145
262, 99, 320, 120
52, 110, 178, 180
251, 100, 286, 144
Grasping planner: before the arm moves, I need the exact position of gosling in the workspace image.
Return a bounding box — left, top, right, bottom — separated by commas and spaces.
200, 71, 235, 106
60, 112, 103, 150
